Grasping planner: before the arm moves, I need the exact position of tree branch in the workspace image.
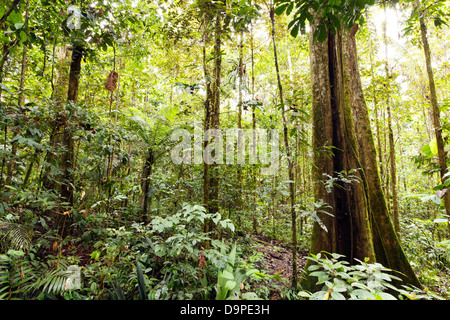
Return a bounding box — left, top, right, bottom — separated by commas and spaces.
0, 0, 22, 27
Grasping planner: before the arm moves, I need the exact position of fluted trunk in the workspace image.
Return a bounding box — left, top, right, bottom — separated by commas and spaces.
303, 17, 375, 290
345, 24, 421, 288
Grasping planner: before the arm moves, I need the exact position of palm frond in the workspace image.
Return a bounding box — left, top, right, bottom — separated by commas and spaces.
27, 259, 75, 296
0, 252, 35, 300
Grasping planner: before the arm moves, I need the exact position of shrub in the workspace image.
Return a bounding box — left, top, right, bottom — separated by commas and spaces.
297, 252, 443, 300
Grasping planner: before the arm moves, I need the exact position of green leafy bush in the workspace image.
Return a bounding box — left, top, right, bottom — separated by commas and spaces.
297, 252, 442, 300
78, 203, 243, 300
215, 242, 260, 300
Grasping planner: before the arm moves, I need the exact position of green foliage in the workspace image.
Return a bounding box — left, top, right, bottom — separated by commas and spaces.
297, 252, 443, 300
135, 261, 147, 300
28, 258, 75, 297
0, 250, 34, 300
421, 138, 439, 158
76, 203, 244, 300
274, 0, 375, 41
298, 199, 333, 233
223, 0, 261, 32
403, 0, 450, 36
0, 213, 33, 252
0, 0, 448, 302
403, 216, 450, 271
215, 243, 259, 300
322, 169, 362, 193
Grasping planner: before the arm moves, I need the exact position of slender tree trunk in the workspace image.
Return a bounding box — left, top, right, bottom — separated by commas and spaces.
202, 8, 222, 246
0, 32, 19, 187
236, 29, 244, 222
387, 101, 400, 235
139, 149, 154, 223
106, 45, 120, 214
202, 13, 212, 225
208, 12, 222, 216
345, 24, 421, 287
396, 119, 408, 192
5, 45, 26, 185
269, 3, 298, 288
41, 45, 71, 191
61, 46, 82, 207
56, 45, 82, 238
383, 6, 400, 238
416, 0, 450, 233
250, 23, 258, 234
0, 0, 20, 182
366, 12, 385, 194
23, 149, 40, 186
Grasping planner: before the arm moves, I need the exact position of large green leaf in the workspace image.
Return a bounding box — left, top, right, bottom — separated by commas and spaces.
136, 261, 147, 300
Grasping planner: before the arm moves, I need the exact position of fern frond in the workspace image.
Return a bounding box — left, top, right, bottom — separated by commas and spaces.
0, 217, 33, 252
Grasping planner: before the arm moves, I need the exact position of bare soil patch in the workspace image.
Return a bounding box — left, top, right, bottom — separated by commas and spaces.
250, 234, 308, 298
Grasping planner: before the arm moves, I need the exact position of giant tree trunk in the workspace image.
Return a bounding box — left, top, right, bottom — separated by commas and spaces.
344, 25, 421, 288
416, 0, 450, 233
303, 16, 375, 289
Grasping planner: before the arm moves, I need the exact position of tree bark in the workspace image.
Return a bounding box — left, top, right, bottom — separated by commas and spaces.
236, 29, 244, 222
416, 0, 450, 233
41, 45, 71, 191
56, 45, 82, 238
0, 0, 22, 27
383, 7, 400, 237
202, 7, 222, 245
365, 12, 385, 201
303, 16, 375, 290
387, 99, 400, 236
61, 45, 83, 207
250, 23, 259, 234
269, 3, 298, 288
139, 149, 154, 223
208, 12, 222, 215
345, 24, 421, 287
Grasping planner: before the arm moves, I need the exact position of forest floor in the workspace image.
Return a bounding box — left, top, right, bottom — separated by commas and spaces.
247, 234, 450, 299
249, 234, 308, 299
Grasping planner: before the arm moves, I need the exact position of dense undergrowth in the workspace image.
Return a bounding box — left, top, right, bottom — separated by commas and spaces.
0, 0, 449, 302
0, 197, 448, 300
